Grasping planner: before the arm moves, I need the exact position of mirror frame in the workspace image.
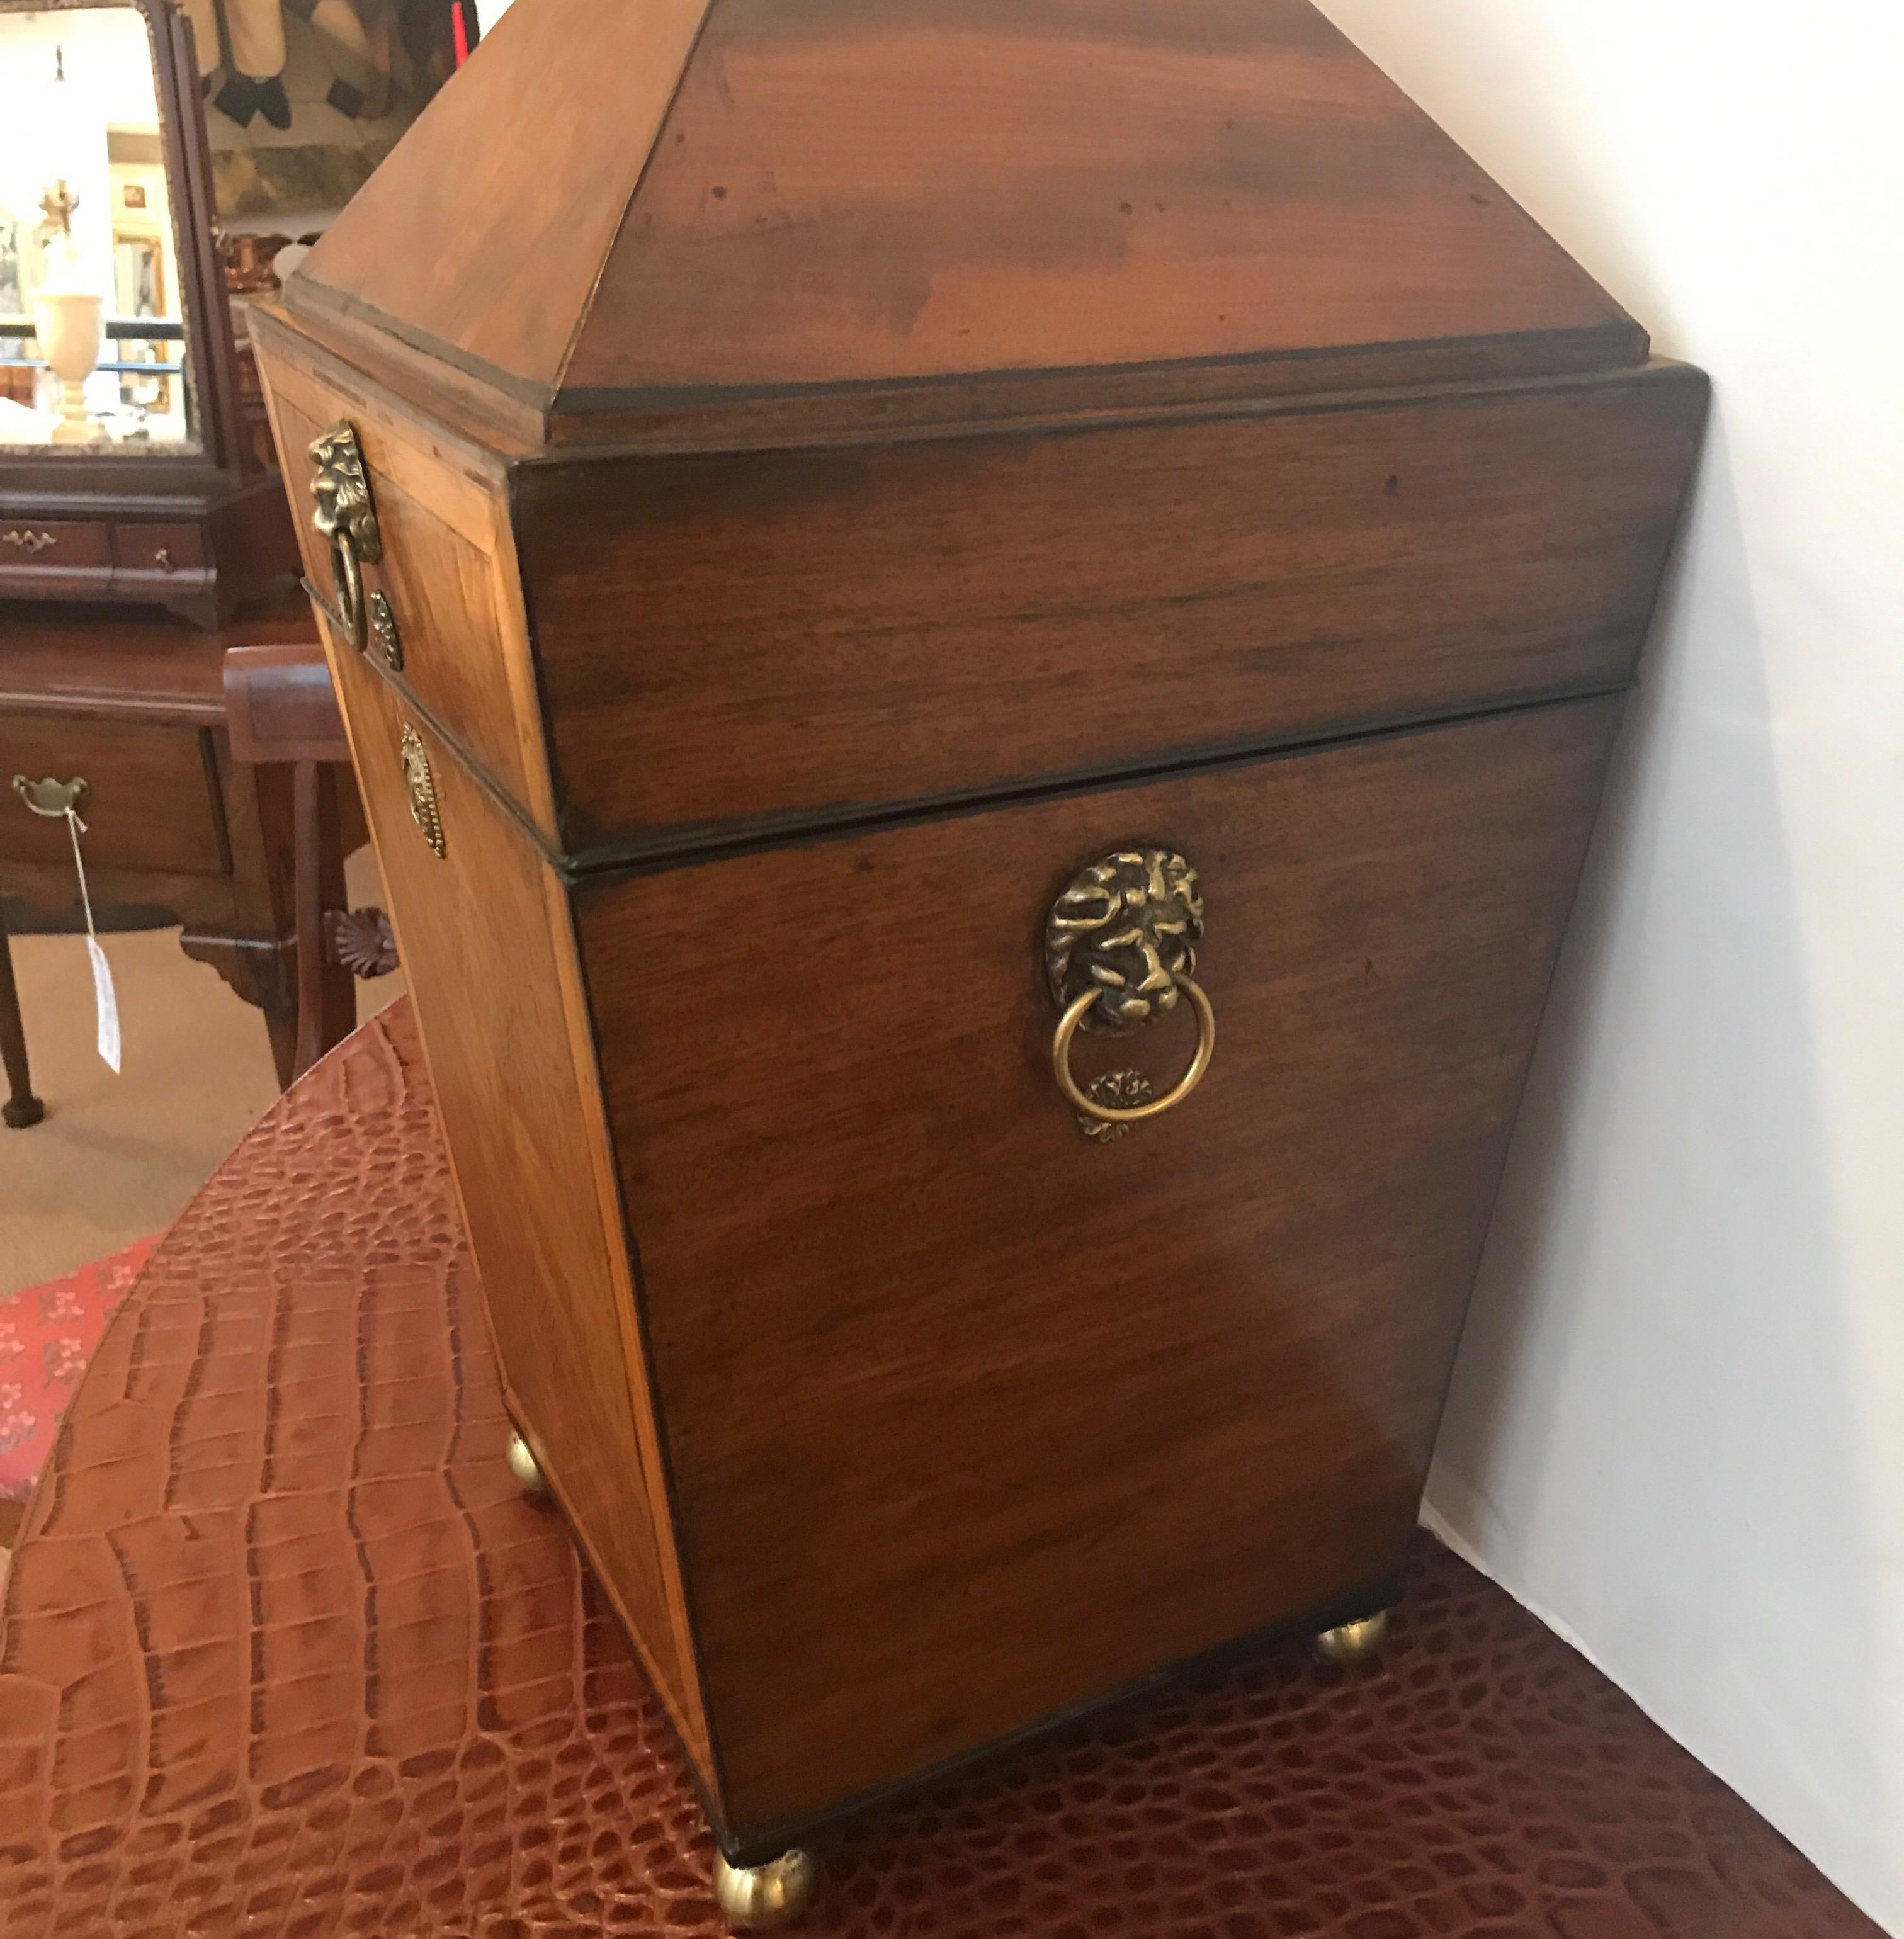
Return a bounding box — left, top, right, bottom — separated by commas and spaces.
0, 0, 254, 494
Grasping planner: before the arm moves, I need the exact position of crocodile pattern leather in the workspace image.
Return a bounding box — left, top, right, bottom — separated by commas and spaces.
0, 1004, 1881, 1938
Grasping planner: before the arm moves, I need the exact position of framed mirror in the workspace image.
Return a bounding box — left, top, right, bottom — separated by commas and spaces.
0, 0, 296, 625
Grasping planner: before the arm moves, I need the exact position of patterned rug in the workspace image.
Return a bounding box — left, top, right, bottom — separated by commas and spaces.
1, 1236, 161, 1507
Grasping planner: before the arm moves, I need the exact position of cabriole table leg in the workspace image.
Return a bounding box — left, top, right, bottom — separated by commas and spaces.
1, 896, 46, 1129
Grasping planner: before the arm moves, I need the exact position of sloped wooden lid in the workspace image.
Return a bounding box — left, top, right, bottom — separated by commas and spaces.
285, 0, 1644, 448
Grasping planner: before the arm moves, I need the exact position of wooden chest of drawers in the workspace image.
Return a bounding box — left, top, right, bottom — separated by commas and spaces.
254, 0, 1705, 1910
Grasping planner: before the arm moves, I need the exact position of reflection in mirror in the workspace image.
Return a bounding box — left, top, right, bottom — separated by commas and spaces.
0, 4, 200, 455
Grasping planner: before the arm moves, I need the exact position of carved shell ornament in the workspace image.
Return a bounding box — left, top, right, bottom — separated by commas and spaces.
326, 907, 399, 978
1044, 848, 1204, 1035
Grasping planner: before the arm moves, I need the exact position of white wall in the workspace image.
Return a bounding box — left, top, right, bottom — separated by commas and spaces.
1306, 2, 1904, 1928
0, 8, 163, 306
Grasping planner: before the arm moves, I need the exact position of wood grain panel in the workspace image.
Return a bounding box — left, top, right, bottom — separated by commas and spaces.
577, 694, 1623, 1840
285, 0, 1644, 439
321, 628, 712, 1777
286, 0, 713, 403
523, 365, 1704, 857
255, 319, 560, 842
566, 0, 1634, 407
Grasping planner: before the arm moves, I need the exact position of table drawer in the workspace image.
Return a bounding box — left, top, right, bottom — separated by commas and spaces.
3, 716, 227, 876
113, 521, 207, 576
0, 519, 111, 569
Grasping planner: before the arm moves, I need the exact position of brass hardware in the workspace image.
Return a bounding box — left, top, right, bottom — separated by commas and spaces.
506, 1431, 550, 1501
399, 723, 445, 858
299, 574, 354, 640
713, 1850, 822, 1928
1076, 1069, 1155, 1143
308, 422, 382, 650
1054, 973, 1215, 1129
12, 775, 88, 818
1046, 847, 1203, 1034
1045, 847, 1213, 1131
368, 590, 403, 671
150, 546, 174, 573
1313, 1610, 1391, 1667
2, 529, 57, 554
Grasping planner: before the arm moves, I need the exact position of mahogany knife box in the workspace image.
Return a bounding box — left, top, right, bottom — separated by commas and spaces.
253, 0, 1706, 1866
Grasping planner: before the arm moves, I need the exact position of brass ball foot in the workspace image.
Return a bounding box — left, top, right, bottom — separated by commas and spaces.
1313, 1608, 1391, 1667
505, 1430, 551, 1501
713, 1848, 822, 1928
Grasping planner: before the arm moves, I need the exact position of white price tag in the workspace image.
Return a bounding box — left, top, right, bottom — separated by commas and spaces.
65, 806, 122, 1075
87, 934, 121, 1073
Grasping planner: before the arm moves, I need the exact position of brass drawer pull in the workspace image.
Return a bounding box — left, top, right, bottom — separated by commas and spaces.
399, 724, 445, 857
2, 529, 57, 553
1053, 973, 1215, 1131
1045, 847, 1215, 1138
13, 774, 88, 818
308, 421, 383, 651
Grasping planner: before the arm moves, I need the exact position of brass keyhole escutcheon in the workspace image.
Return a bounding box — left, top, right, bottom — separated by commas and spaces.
1044, 847, 1215, 1134
308, 422, 383, 651
369, 591, 403, 671
399, 724, 445, 859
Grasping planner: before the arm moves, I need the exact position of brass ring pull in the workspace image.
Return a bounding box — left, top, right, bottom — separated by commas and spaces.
329, 526, 365, 645
1052, 972, 1216, 1126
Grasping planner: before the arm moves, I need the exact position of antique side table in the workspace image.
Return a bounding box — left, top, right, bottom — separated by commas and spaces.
0, 1002, 1878, 1939
0, 582, 355, 1093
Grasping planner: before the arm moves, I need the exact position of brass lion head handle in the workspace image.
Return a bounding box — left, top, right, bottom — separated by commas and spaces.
308, 421, 382, 650
1045, 847, 1204, 1033
1045, 847, 1215, 1134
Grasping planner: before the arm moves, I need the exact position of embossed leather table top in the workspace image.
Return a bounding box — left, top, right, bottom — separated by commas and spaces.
0, 1004, 1880, 1938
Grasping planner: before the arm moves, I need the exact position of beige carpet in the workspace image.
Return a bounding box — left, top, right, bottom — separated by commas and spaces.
2, 851, 399, 1300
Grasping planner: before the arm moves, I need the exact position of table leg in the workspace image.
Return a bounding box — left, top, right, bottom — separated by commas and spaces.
290, 762, 356, 1081
0, 896, 47, 1129
196, 736, 318, 1090
181, 754, 358, 1092
178, 929, 301, 1088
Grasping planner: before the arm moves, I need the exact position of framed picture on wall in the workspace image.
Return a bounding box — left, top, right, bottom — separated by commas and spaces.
180, 0, 479, 225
